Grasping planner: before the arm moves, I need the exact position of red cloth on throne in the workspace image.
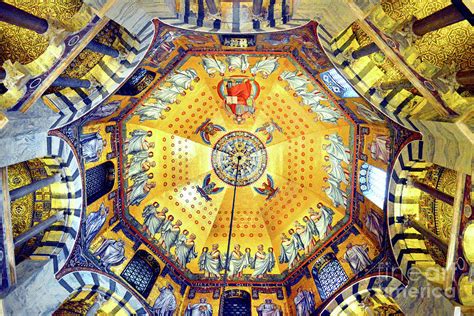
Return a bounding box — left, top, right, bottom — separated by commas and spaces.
226, 80, 252, 114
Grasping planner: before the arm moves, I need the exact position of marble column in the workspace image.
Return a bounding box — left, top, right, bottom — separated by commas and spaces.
205, 0, 219, 15
403, 216, 448, 255
85, 40, 120, 58
379, 79, 413, 90
204, 0, 220, 28
9, 173, 62, 202
51, 76, 91, 89
253, 0, 263, 29
14, 211, 65, 247
412, 4, 465, 37
351, 43, 380, 59
253, 0, 263, 16
407, 177, 454, 206
0, 2, 49, 34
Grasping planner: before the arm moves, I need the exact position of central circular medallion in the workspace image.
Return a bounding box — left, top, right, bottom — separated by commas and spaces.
211, 131, 267, 186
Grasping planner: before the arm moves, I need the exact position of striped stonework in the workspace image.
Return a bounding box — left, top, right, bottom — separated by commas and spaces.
59, 270, 148, 315
45, 21, 156, 129
320, 275, 406, 315
386, 140, 439, 276
317, 24, 473, 175
30, 135, 83, 273
316, 24, 430, 134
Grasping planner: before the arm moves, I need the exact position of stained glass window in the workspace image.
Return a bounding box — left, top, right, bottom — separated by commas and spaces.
85, 161, 114, 205
320, 69, 358, 98
120, 250, 160, 298
221, 290, 252, 316
312, 253, 348, 301
359, 163, 386, 209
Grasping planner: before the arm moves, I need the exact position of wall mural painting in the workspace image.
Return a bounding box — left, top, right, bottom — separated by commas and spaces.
117, 52, 355, 282
66, 20, 410, 315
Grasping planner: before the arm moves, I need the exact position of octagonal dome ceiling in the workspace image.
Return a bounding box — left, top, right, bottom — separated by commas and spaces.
119, 51, 357, 281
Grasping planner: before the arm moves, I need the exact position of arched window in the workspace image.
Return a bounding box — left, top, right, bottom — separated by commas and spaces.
320, 69, 358, 98
312, 253, 348, 301
120, 250, 160, 298
116, 68, 156, 96
85, 161, 115, 205
221, 290, 252, 316
359, 163, 386, 209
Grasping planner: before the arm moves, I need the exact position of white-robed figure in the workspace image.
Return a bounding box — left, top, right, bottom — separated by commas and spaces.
294, 221, 315, 254
80, 131, 106, 163
135, 99, 171, 122
310, 203, 334, 238
201, 56, 226, 77
154, 85, 185, 104
153, 284, 177, 316
199, 244, 224, 279
125, 129, 154, 155
226, 55, 249, 73
89, 100, 120, 121
184, 298, 213, 316
294, 288, 316, 316
125, 151, 154, 178
256, 299, 282, 316
302, 215, 318, 239
365, 211, 383, 245
369, 135, 390, 163
127, 175, 156, 207
323, 154, 348, 185
160, 219, 182, 252
279, 233, 301, 269
93, 238, 126, 269
278, 71, 310, 91
323, 133, 351, 164
175, 231, 198, 269
309, 103, 341, 124
85, 203, 109, 246
227, 244, 251, 279
250, 245, 275, 279
166, 68, 200, 90
323, 176, 347, 208
296, 88, 327, 107
142, 202, 163, 237
126, 157, 156, 179
354, 101, 384, 123
250, 57, 279, 79
343, 242, 371, 274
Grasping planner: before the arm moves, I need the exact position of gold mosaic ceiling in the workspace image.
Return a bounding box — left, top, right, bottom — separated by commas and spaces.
120, 52, 356, 278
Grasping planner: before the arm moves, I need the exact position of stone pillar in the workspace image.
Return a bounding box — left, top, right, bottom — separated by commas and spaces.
412, 4, 466, 37
0, 2, 49, 34
205, 0, 218, 15
252, 0, 264, 29
14, 211, 65, 247
9, 173, 62, 202
403, 216, 448, 255
379, 79, 413, 90
51, 76, 91, 89
351, 43, 380, 59
253, 0, 263, 16
85, 40, 120, 58
407, 177, 454, 206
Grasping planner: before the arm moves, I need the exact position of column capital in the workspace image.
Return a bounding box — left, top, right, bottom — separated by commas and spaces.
0, 60, 32, 91
43, 19, 70, 46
